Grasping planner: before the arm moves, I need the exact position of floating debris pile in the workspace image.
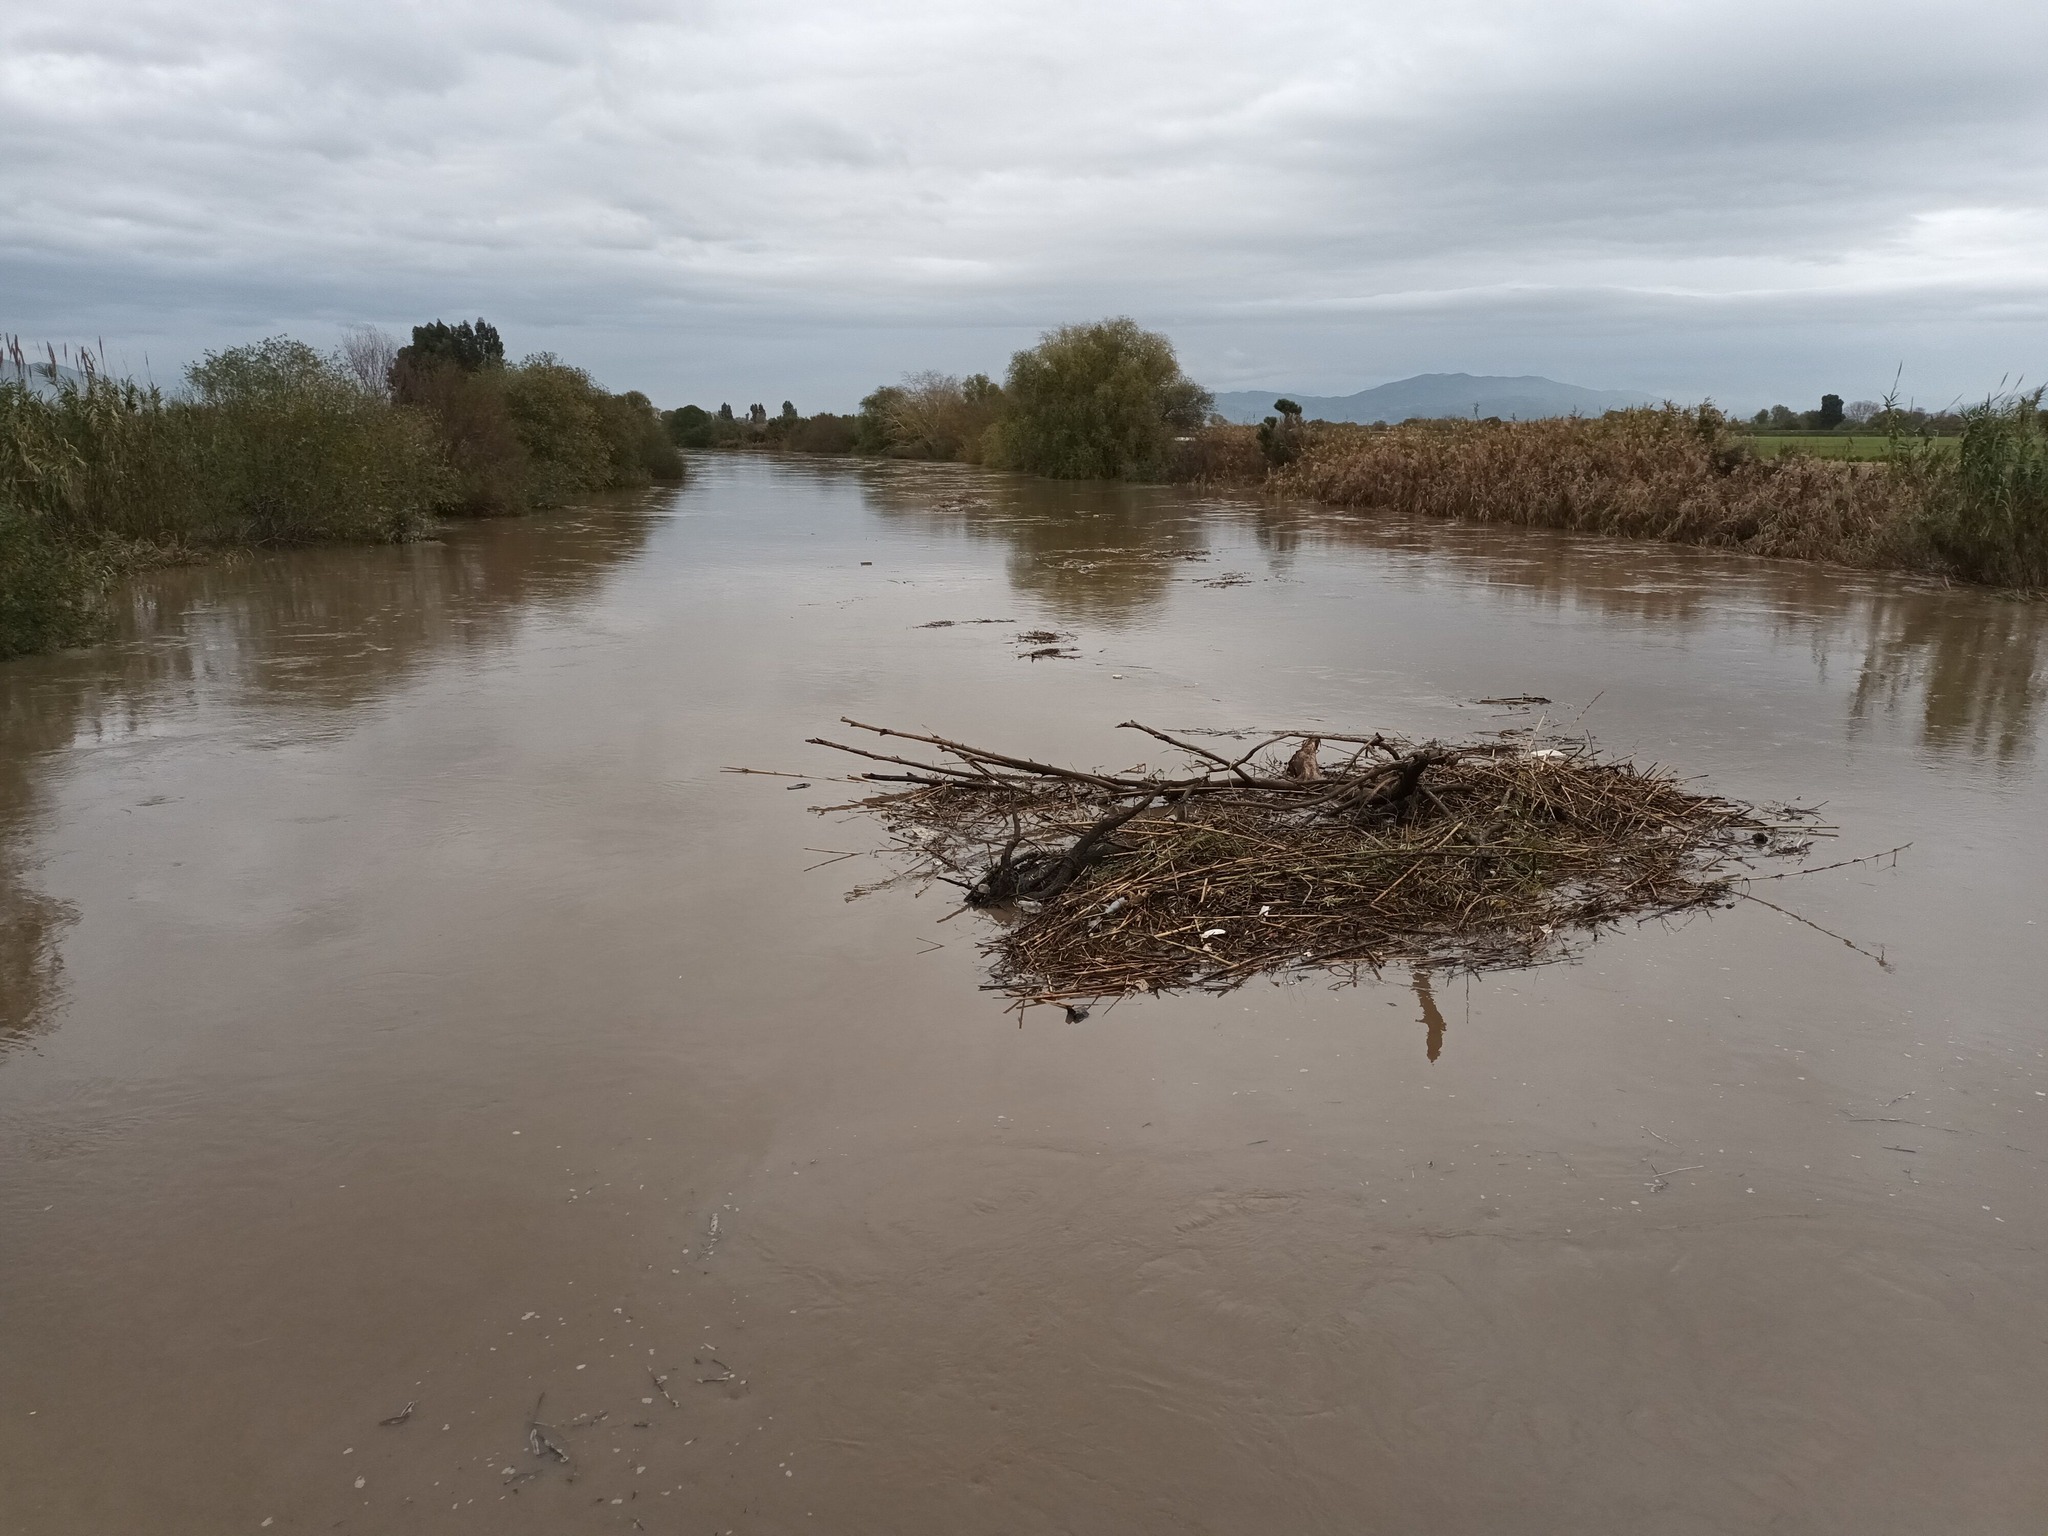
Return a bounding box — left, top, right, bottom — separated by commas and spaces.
805, 719, 1807, 1003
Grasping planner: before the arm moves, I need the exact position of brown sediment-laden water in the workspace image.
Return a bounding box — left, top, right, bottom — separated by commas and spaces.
2, 457, 2045, 1533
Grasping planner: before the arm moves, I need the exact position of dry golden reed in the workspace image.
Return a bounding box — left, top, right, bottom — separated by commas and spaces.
1206, 407, 1927, 568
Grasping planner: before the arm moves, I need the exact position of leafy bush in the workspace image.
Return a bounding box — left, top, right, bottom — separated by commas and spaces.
390, 358, 528, 514
855, 386, 907, 455
0, 501, 106, 659
1, 324, 683, 657
985, 318, 1211, 480
396, 345, 681, 514
663, 403, 720, 448
174, 338, 450, 545
784, 412, 858, 453
1, 342, 449, 655
5, 341, 446, 550
1906, 390, 2048, 586
501, 355, 615, 507
599, 390, 685, 483
1257, 399, 1306, 466
854, 372, 1005, 460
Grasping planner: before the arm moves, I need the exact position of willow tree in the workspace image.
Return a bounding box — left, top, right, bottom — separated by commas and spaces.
988, 318, 1211, 480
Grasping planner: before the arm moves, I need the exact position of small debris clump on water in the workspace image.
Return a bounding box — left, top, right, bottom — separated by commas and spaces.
807, 718, 1808, 1005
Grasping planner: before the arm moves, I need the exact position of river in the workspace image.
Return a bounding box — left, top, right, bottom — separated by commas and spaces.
3, 455, 2044, 1533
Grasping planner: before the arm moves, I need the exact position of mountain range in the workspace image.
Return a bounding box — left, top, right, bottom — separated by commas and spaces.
1209, 372, 1660, 425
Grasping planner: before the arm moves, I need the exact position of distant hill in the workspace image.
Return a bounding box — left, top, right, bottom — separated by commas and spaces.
5, 361, 91, 398
1209, 373, 1660, 425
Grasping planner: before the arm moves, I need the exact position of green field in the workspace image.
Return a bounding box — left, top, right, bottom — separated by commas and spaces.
1736, 433, 1953, 461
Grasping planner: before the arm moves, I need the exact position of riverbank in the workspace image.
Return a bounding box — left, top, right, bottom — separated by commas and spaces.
1, 335, 680, 660
1177, 401, 2048, 589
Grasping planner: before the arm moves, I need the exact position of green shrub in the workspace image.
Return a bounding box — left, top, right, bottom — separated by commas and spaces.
0, 502, 106, 659
1906, 390, 2048, 586
985, 318, 1211, 481
175, 338, 449, 544
4, 335, 448, 658
1257, 399, 1306, 466
855, 386, 906, 455
597, 390, 685, 484
497, 355, 612, 509
850, 373, 1006, 461
391, 358, 528, 514
399, 348, 679, 513
3, 342, 446, 550
785, 412, 858, 453
663, 403, 718, 448
2, 324, 686, 660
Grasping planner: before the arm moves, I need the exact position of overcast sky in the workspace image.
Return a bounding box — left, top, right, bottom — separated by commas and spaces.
4, 0, 2046, 411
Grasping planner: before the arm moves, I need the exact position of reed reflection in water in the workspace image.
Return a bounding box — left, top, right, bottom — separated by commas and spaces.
871, 468, 2047, 765
0, 501, 657, 1046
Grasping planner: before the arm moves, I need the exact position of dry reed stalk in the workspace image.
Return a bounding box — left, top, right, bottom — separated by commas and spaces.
1185, 409, 1926, 570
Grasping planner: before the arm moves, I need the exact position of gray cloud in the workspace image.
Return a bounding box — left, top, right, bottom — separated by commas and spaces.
3, 0, 2045, 411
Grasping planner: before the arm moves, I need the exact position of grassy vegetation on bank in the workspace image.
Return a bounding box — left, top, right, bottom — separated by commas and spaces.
1, 323, 680, 659
1183, 395, 2048, 588
671, 315, 2044, 588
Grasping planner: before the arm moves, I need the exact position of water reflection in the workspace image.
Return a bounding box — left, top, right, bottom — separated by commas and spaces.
863, 466, 2045, 764
0, 501, 658, 1045
6, 462, 2043, 1047
1414, 970, 1448, 1063
863, 466, 1221, 624
0, 813, 75, 1044
103, 503, 656, 727
1848, 595, 2048, 763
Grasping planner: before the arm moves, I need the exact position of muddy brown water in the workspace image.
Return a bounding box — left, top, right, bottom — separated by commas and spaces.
3, 456, 2045, 1534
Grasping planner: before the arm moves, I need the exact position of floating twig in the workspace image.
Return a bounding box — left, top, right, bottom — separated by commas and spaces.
1740, 843, 1912, 882
1737, 890, 1891, 968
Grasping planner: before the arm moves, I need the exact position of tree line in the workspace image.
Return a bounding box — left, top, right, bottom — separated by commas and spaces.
660, 318, 1212, 482
1747, 393, 1977, 436
2, 318, 681, 659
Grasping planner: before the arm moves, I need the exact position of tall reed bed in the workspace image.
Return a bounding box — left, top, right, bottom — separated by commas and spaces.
1187, 401, 2048, 587
1902, 390, 2048, 587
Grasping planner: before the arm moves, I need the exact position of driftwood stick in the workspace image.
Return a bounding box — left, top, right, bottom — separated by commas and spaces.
841, 718, 1138, 789
855, 771, 1017, 789
820, 723, 1336, 798
807, 737, 1005, 781
1116, 721, 1235, 768
1736, 890, 1891, 967
1224, 734, 1298, 779
971, 796, 1158, 905
1739, 843, 1912, 882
